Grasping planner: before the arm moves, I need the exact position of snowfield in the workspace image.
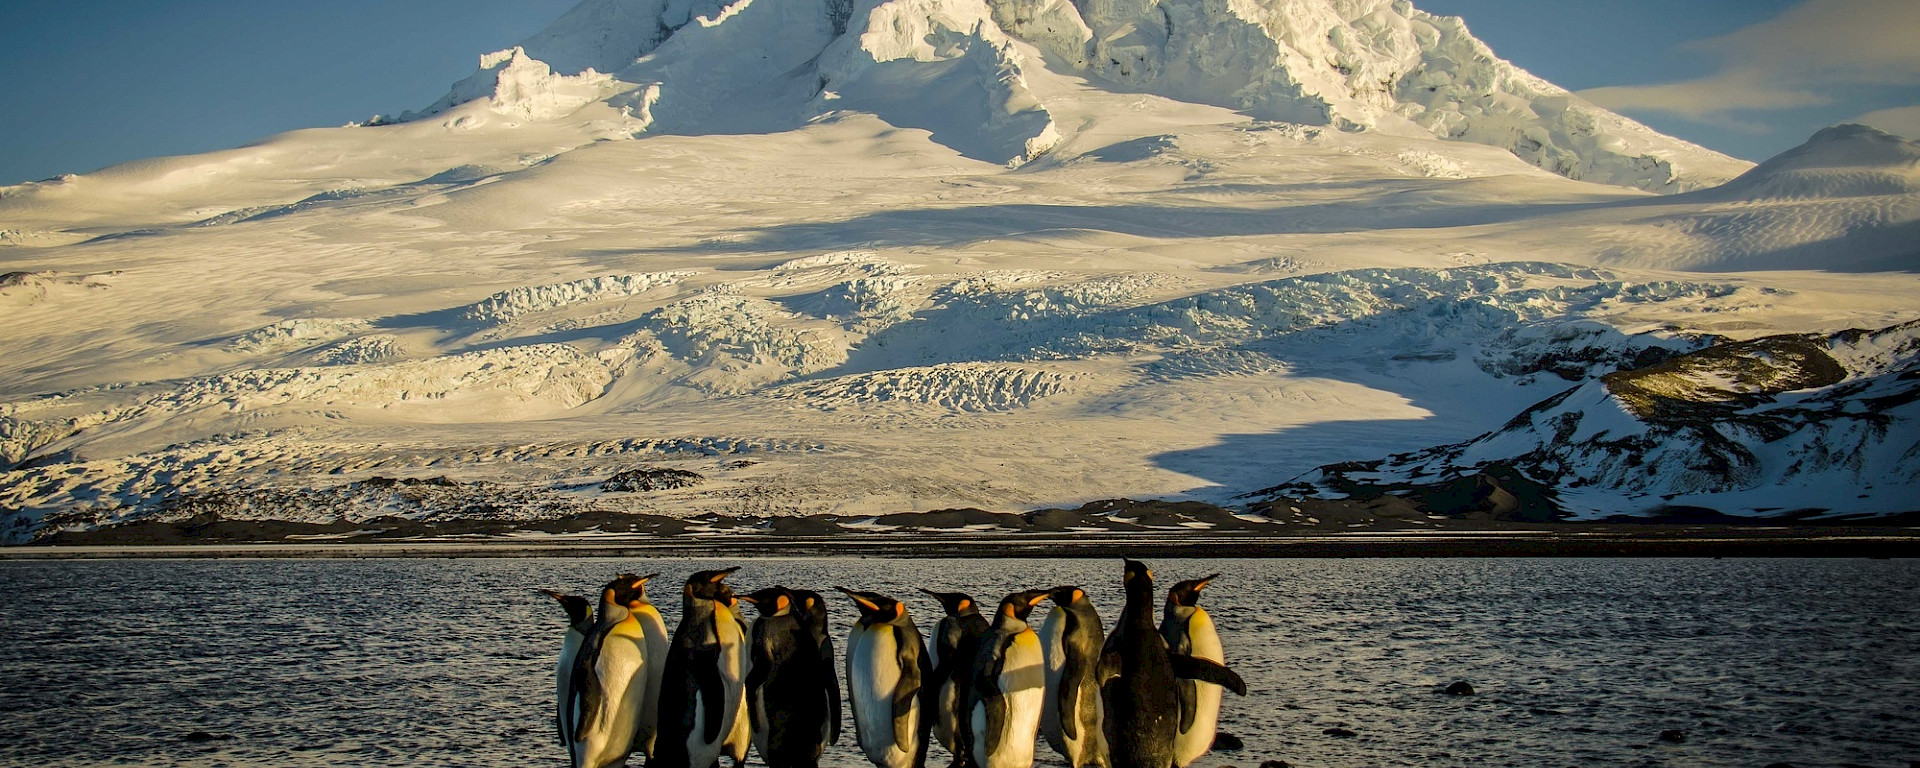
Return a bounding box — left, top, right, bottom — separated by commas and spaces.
2, 0, 1917, 542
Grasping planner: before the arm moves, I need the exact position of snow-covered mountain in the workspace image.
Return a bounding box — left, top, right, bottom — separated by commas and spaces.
2, 0, 1917, 543
1266, 321, 1920, 520
403, 0, 1748, 190
1598, 124, 1920, 272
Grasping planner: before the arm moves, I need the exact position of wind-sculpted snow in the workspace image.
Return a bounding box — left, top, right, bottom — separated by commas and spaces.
987, 264, 1739, 366
227, 318, 373, 354
769, 363, 1078, 411
1604, 126, 1920, 272
1275, 321, 1920, 518
459, 271, 694, 326
0, 270, 115, 304
310, 335, 407, 366
1, 344, 622, 470
636, 288, 853, 392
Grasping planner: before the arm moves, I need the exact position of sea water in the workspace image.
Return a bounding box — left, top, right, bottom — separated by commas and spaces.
1, 557, 1914, 768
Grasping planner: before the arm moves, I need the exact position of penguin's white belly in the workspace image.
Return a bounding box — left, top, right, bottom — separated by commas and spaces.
634, 606, 670, 757
580, 626, 649, 768
722, 615, 752, 761
1171, 611, 1224, 768
849, 626, 915, 768
556, 629, 584, 745
1058, 681, 1104, 767
974, 632, 1045, 768
1038, 608, 1067, 746
687, 607, 748, 767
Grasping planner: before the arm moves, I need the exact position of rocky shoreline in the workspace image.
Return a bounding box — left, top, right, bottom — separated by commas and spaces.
7, 498, 1915, 559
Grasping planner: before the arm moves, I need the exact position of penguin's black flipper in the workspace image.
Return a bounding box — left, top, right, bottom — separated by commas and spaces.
820, 634, 842, 745
694, 646, 729, 743
891, 625, 926, 754
570, 635, 607, 741
1095, 648, 1121, 686
1169, 654, 1247, 696
745, 639, 771, 738
914, 642, 936, 768
972, 634, 1016, 760
1056, 609, 1083, 742
1177, 678, 1199, 732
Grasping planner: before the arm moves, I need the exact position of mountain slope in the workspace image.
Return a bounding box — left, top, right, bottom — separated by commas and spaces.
2, 4, 1917, 544
1269, 321, 1920, 519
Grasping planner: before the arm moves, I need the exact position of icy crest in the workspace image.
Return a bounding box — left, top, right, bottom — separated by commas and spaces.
419, 47, 621, 122
415, 0, 1743, 189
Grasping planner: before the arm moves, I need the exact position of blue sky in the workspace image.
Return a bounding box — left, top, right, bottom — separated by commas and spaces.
2, 0, 1916, 185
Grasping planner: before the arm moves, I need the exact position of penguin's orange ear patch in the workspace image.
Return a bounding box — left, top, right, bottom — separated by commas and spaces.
956, 599, 971, 612
1071, 589, 1085, 603
776, 595, 791, 612
891, 603, 905, 620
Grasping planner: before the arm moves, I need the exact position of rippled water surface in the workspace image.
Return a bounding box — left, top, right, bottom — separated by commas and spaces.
2, 557, 1916, 768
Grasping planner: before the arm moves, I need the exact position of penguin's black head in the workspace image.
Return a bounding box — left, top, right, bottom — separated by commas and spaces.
917, 588, 980, 617
792, 589, 830, 628
836, 587, 907, 624
741, 586, 796, 616
538, 589, 593, 626
1122, 559, 1155, 585
996, 589, 1051, 622
608, 573, 657, 609
684, 567, 740, 599
1166, 574, 1219, 607
1045, 585, 1088, 607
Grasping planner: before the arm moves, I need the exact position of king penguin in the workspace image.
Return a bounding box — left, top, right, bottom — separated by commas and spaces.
919, 589, 989, 768
968, 589, 1050, 768
1098, 561, 1245, 768
655, 567, 750, 768
568, 573, 665, 768
539, 589, 594, 767
742, 586, 837, 768
791, 589, 842, 751
838, 587, 933, 768
1039, 586, 1107, 768
1159, 575, 1223, 768
724, 590, 755, 767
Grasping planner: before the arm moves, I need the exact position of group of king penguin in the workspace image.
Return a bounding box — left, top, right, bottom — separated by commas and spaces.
541, 560, 1246, 768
